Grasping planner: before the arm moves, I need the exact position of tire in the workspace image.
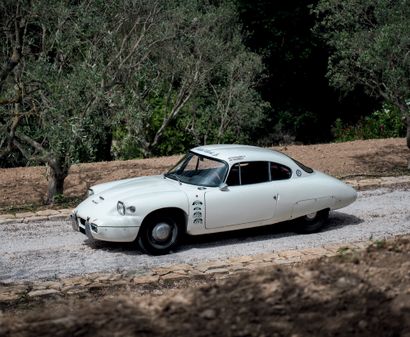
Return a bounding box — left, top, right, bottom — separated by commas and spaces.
295, 209, 329, 234
137, 215, 181, 255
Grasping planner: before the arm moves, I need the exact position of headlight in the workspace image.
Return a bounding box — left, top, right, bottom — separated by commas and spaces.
88, 188, 94, 197
117, 201, 126, 215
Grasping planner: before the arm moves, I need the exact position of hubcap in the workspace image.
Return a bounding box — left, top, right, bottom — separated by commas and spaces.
152, 222, 172, 242
305, 212, 317, 220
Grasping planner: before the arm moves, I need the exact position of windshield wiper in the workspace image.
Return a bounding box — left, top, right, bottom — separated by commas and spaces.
165, 172, 182, 185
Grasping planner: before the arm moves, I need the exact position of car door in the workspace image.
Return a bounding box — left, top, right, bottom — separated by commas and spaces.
204, 161, 277, 229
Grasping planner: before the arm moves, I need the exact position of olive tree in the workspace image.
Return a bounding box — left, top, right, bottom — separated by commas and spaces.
313, 0, 410, 160
0, 0, 267, 202
113, 0, 268, 157
0, 0, 186, 201
0, 0, 112, 203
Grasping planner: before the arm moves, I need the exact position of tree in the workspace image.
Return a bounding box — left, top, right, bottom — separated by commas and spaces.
235, 0, 381, 145
313, 0, 410, 156
0, 0, 119, 203
0, 0, 268, 202
112, 0, 268, 158
0, 0, 165, 202
184, 43, 269, 146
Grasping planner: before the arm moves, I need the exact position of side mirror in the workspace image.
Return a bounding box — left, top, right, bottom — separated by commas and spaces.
219, 183, 229, 191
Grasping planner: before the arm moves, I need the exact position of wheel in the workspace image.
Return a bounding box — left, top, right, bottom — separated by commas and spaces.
295, 209, 329, 234
137, 215, 181, 255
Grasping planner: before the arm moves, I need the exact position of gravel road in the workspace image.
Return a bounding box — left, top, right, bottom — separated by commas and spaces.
1, 187, 410, 283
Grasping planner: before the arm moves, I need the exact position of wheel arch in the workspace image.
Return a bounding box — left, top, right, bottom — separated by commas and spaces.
139, 207, 188, 236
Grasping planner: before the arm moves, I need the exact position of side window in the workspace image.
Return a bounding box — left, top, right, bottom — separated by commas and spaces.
241, 162, 270, 184
226, 161, 270, 186
270, 162, 292, 180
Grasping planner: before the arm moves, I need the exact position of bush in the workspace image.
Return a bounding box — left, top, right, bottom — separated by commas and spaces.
332, 104, 406, 142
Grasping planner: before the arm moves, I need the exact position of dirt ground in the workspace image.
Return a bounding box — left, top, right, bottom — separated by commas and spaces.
1, 236, 410, 337
0, 138, 409, 208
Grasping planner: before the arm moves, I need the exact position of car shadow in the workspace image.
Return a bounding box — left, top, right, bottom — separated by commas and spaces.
178, 211, 363, 252
83, 211, 363, 255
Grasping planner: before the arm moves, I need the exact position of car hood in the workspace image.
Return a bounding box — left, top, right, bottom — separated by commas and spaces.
90, 175, 182, 203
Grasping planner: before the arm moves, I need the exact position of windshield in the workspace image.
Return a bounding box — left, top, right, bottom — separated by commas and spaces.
165, 152, 228, 187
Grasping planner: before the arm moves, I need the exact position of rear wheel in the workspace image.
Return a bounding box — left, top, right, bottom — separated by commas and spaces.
137, 215, 181, 255
295, 209, 329, 234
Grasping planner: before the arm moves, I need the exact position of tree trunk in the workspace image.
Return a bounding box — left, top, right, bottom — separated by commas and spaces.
406, 115, 410, 150
46, 162, 69, 204
407, 115, 410, 169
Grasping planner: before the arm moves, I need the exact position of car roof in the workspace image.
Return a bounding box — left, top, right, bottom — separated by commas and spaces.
191, 144, 295, 167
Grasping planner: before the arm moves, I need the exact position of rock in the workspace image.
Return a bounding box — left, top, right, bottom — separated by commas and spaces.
0, 292, 22, 302
94, 274, 114, 282
229, 265, 249, 273
230, 256, 253, 263
14, 212, 36, 219
203, 268, 230, 275
336, 277, 358, 288
170, 263, 194, 271
63, 277, 92, 287
65, 288, 89, 295
200, 309, 216, 320
0, 219, 16, 225
24, 216, 49, 223
170, 293, 192, 305
278, 250, 303, 259
48, 214, 68, 221
27, 289, 61, 298
58, 209, 74, 216
35, 210, 60, 217
161, 273, 189, 281
133, 275, 159, 284
196, 262, 230, 273
391, 294, 410, 314
152, 268, 174, 276
0, 214, 15, 220
358, 320, 367, 329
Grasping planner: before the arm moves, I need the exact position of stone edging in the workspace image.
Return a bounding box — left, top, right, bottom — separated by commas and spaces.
344, 175, 410, 191
1, 175, 409, 224
0, 209, 72, 224
0, 239, 374, 305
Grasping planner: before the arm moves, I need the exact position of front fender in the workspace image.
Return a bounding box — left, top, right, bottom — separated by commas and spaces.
124, 190, 190, 222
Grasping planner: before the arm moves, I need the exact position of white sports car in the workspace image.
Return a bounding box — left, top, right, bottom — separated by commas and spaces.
71, 145, 357, 255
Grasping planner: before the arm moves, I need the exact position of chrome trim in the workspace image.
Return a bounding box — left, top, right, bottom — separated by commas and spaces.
70, 213, 79, 231
84, 217, 94, 240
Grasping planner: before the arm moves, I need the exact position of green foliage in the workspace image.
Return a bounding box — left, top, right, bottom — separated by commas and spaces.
111, 0, 268, 158
1, 0, 268, 176
332, 104, 406, 142
313, 0, 410, 117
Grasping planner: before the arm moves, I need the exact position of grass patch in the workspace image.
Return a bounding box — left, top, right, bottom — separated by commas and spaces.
336, 246, 360, 264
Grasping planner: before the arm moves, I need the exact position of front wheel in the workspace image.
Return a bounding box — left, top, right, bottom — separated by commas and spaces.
295, 209, 329, 234
137, 215, 181, 255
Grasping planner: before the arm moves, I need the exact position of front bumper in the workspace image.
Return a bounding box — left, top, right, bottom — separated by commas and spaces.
71, 212, 140, 242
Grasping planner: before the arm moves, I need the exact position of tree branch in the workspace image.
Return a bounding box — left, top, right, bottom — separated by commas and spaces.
0, 3, 25, 92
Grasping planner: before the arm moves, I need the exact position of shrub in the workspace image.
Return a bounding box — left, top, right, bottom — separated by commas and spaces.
332, 104, 406, 142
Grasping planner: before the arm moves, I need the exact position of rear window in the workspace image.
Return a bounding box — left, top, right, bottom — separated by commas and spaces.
270, 162, 292, 180
292, 159, 314, 174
